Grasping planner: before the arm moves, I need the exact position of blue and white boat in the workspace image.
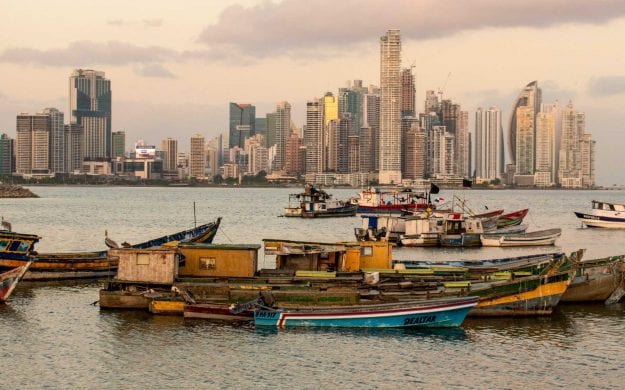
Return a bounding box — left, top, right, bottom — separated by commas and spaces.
253, 296, 478, 328
574, 200, 625, 228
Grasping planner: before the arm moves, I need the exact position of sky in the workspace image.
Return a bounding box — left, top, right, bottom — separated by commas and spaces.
1, 0, 625, 185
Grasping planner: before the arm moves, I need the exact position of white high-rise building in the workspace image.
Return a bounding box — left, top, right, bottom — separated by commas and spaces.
378, 29, 402, 184
189, 134, 206, 179
475, 107, 503, 182
534, 111, 556, 186
41, 108, 65, 173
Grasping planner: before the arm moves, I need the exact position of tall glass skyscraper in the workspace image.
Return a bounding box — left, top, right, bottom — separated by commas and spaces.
229, 103, 256, 149
69, 69, 111, 159
508, 81, 541, 166
379, 29, 402, 184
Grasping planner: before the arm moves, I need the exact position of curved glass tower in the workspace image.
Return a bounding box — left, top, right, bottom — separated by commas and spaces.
507, 81, 541, 165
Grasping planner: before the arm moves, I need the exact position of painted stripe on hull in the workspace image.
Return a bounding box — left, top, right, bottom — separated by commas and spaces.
255, 300, 477, 328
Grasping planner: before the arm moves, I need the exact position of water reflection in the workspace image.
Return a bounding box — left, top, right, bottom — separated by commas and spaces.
253, 324, 469, 341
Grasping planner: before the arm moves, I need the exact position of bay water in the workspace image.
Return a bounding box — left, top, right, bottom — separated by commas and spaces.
1, 186, 624, 388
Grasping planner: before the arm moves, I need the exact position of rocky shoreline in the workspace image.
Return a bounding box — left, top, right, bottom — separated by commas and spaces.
0, 185, 39, 198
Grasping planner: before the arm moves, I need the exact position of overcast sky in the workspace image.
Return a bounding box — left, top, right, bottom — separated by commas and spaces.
1, 0, 625, 185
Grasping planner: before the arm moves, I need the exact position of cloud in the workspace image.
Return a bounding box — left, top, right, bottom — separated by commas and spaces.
0, 41, 178, 66
588, 76, 625, 96
136, 64, 175, 78
197, 0, 625, 58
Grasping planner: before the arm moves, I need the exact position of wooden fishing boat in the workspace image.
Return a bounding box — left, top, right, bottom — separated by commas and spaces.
395, 250, 582, 316
253, 296, 478, 328
574, 200, 625, 228
350, 186, 431, 214
400, 215, 444, 247
496, 208, 529, 228
184, 302, 254, 321
480, 228, 561, 247
468, 250, 581, 316
561, 254, 625, 303
0, 260, 34, 302
284, 185, 356, 218
0, 218, 221, 281
0, 230, 40, 302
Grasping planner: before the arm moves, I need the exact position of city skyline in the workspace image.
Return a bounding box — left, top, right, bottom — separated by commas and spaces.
1, 1, 625, 184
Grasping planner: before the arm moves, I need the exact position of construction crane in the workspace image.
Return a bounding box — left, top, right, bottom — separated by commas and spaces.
437, 72, 452, 101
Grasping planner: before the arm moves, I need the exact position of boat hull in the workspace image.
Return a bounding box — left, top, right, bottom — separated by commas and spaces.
574, 212, 625, 228
184, 303, 254, 321
469, 279, 570, 316
439, 233, 481, 248
561, 256, 625, 302
400, 233, 439, 247
301, 205, 357, 218
254, 297, 478, 328
480, 229, 561, 247
0, 261, 32, 302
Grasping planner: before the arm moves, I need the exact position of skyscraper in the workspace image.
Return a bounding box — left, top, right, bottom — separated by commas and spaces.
112, 131, 126, 159
69, 69, 112, 159
508, 81, 541, 166
559, 101, 594, 188
273, 102, 291, 172
42, 108, 65, 173
229, 103, 256, 149
401, 68, 416, 118
64, 123, 83, 173
0, 134, 14, 175
305, 99, 324, 174
16, 112, 50, 175
362, 92, 380, 172
535, 111, 556, 186
475, 107, 503, 182
379, 29, 402, 184
515, 105, 535, 176
189, 134, 206, 179
161, 137, 178, 172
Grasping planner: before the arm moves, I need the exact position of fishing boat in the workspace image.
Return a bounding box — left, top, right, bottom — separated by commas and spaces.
0, 260, 34, 302
400, 215, 444, 247
357, 214, 407, 243
0, 230, 40, 302
561, 254, 625, 303
350, 186, 431, 214
283, 184, 356, 218
0, 218, 222, 281
393, 250, 582, 316
253, 296, 479, 328
439, 215, 499, 248
574, 200, 625, 228
496, 208, 529, 228
480, 228, 561, 247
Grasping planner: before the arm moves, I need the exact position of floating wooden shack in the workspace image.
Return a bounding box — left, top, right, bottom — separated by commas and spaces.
177, 243, 260, 278
99, 246, 179, 309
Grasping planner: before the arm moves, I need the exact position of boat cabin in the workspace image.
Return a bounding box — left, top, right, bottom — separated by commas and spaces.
592, 201, 625, 212
177, 243, 260, 278
0, 231, 41, 262
263, 239, 392, 273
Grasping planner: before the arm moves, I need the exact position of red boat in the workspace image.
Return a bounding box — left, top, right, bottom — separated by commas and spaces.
497, 209, 529, 228
351, 187, 431, 214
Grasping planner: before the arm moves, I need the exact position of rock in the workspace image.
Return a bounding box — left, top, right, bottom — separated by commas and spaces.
0, 185, 39, 198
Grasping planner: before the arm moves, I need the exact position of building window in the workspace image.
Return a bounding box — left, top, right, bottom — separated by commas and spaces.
361, 247, 372, 256
137, 253, 150, 265
199, 257, 216, 270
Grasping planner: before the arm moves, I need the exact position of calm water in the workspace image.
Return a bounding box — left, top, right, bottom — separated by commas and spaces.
2, 186, 625, 388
